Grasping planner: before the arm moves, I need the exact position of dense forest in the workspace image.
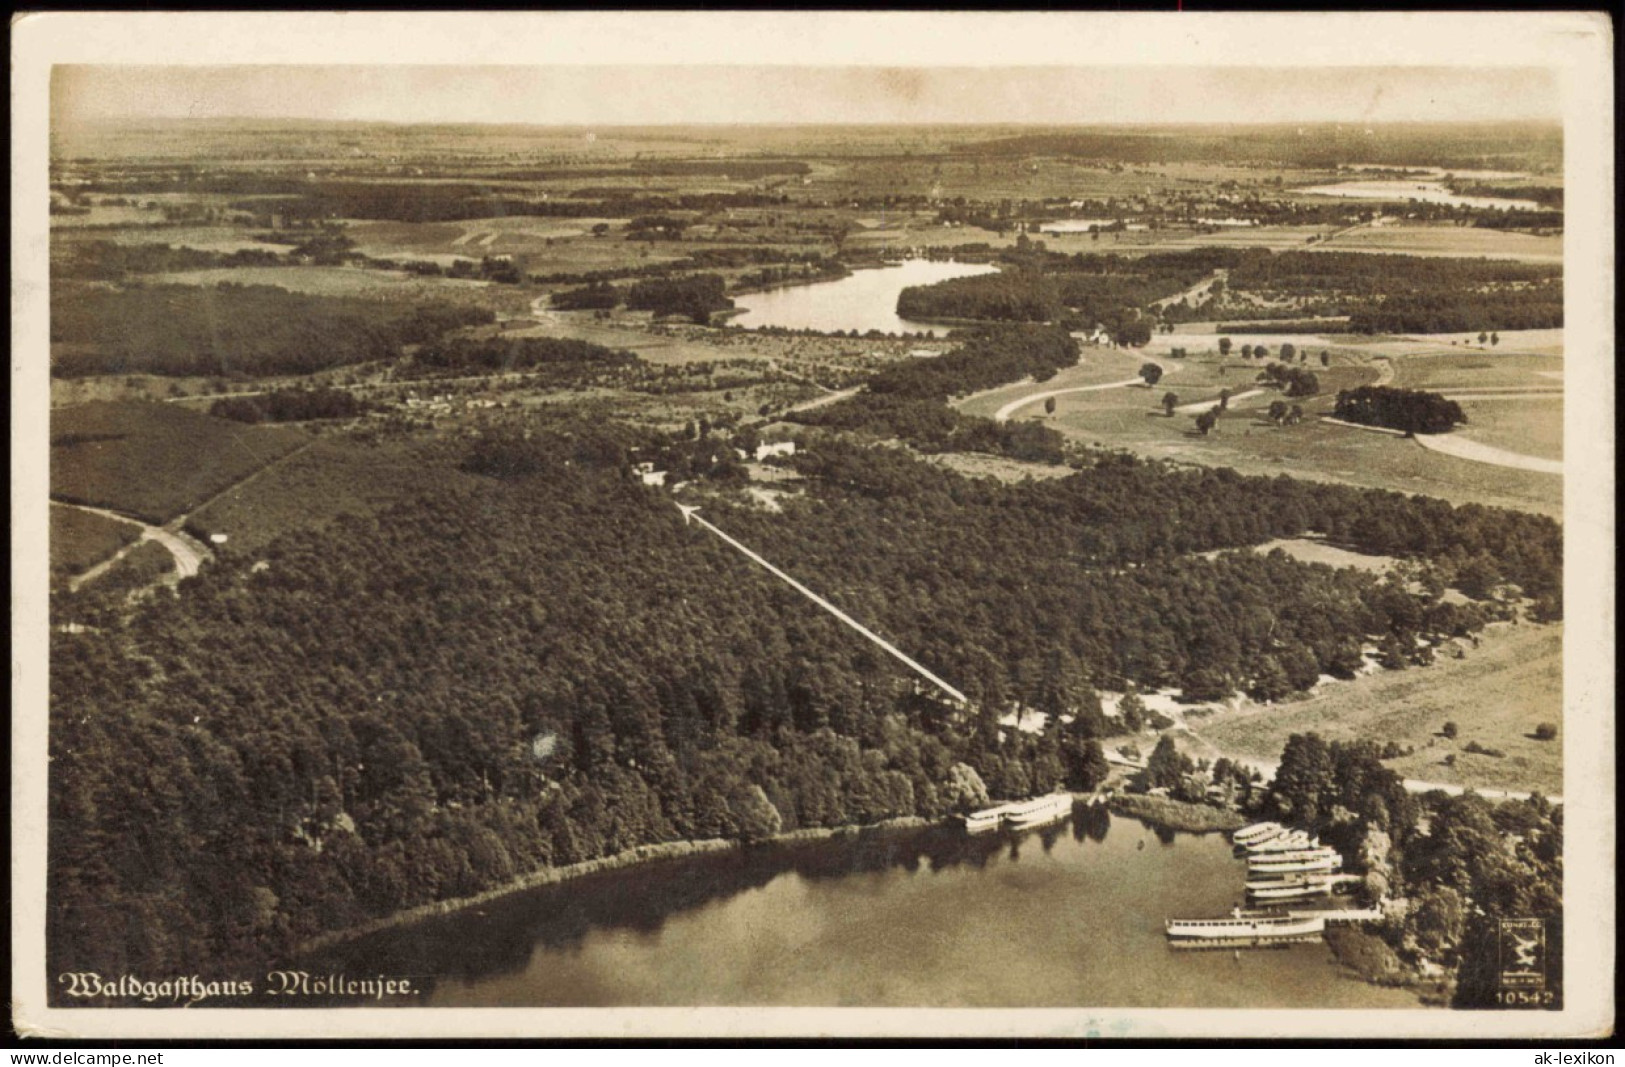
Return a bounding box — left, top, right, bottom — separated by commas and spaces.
211, 387, 372, 424
51, 284, 493, 378
790, 324, 1077, 460
407, 336, 640, 381
49, 422, 1562, 982
1333, 386, 1468, 435
892, 246, 1559, 339
1262, 734, 1562, 1008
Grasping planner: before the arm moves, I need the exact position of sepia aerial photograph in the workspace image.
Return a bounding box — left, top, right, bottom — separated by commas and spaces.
12, 11, 1613, 1042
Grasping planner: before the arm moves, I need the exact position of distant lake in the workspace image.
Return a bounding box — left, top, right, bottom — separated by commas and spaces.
313, 810, 1423, 1010
732, 259, 999, 334
1301, 180, 1544, 212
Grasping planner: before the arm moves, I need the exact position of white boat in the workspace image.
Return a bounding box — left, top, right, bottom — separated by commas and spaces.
1249, 852, 1342, 874
1166, 910, 1326, 942
960, 804, 1013, 834
1231, 821, 1284, 846
1248, 846, 1339, 864
1001, 792, 1074, 829
1246, 873, 1332, 891
1248, 831, 1313, 853
1249, 881, 1335, 901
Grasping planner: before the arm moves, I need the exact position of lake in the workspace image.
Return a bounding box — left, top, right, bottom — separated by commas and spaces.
312, 809, 1423, 1010
731, 259, 999, 334
1301, 180, 1544, 212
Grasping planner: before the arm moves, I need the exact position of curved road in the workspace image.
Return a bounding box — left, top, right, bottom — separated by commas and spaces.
993, 358, 1178, 423
61, 502, 209, 592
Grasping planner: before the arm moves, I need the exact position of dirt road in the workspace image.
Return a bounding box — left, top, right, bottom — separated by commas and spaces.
61, 502, 209, 592
1413, 433, 1563, 475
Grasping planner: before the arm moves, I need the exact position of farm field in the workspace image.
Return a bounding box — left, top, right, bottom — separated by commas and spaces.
52, 401, 308, 524
1315, 222, 1563, 262
1199, 621, 1563, 796
49, 502, 141, 586
147, 265, 496, 298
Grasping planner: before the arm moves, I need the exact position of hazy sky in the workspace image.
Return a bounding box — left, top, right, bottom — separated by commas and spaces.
53, 65, 1560, 129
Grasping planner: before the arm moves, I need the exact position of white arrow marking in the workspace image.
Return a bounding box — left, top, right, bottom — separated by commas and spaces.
676, 503, 968, 704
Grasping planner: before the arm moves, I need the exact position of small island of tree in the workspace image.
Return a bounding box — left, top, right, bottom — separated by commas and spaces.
1334, 385, 1467, 435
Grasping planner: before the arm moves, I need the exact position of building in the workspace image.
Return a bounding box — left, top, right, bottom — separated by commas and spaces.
754, 440, 796, 461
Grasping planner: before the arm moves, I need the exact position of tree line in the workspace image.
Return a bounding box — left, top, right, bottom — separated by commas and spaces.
51, 283, 493, 379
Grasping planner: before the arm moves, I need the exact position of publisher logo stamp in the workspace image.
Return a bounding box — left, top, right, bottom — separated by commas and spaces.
1498, 918, 1546, 990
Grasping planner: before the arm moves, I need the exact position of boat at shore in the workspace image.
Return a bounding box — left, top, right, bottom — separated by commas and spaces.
1166, 909, 1326, 947
1249, 851, 1343, 874
1231, 821, 1284, 846
1002, 792, 1075, 829
1249, 880, 1335, 901
1248, 831, 1315, 853
959, 793, 1073, 833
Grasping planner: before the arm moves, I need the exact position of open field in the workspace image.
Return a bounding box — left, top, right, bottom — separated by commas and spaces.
148, 265, 495, 298
1315, 222, 1563, 262
1389, 351, 1564, 390
1199, 621, 1563, 796
1203, 536, 1397, 574
1454, 399, 1564, 461
52, 401, 308, 524
54, 224, 289, 254
958, 334, 1563, 517
49, 502, 141, 585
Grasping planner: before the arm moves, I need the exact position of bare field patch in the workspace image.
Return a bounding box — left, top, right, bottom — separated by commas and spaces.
147, 265, 493, 297
1203, 537, 1396, 574
1316, 222, 1563, 263
1199, 622, 1562, 796
926, 452, 1078, 483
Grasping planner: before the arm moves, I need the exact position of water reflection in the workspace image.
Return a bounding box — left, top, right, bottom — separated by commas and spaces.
302, 802, 1420, 1010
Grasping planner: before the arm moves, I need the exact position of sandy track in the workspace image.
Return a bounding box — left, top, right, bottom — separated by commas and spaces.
61, 503, 208, 592
1413, 433, 1563, 475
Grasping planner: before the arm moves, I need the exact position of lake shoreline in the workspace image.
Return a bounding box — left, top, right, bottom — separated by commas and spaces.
1107, 792, 1247, 834
295, 813, 945, 957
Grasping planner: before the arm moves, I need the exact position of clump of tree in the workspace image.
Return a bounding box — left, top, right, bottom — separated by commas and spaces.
1334, 386, 1466, 435
409, 336, 640, 382
625, 274, 734, 324
1258, 362, 1321, 398
1139, 362, 1163, 386
211, 387, 371, 424
550, 281, 622, 310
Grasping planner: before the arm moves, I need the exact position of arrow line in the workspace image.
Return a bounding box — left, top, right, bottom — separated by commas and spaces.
678, 503, 968, 704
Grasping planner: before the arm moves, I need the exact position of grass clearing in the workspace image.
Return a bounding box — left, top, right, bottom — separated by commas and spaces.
52, 402, 308, 524
1199, 621, 1562, 796
1454, 399, 1563, 462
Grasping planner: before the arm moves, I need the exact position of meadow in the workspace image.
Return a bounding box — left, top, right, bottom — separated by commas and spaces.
1199, 621, 1563, 796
